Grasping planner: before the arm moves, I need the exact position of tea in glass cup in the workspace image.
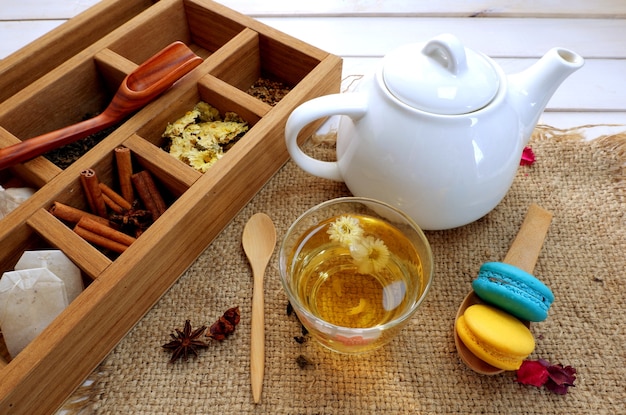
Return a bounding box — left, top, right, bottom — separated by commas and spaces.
279, 197, 433, 354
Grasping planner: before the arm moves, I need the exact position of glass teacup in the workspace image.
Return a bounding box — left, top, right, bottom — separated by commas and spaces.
279, 197, 433, 354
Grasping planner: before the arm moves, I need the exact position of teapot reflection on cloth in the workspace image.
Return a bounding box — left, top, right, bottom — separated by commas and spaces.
285, 34, 583, 230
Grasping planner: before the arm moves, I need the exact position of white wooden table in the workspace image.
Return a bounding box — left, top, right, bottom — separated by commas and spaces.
1, 0, 624, 130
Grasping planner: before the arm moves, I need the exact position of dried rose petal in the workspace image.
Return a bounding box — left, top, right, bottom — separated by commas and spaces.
516, 360, 549, 387
516, 360, 577, 395
520, 146, 536, 166
545, 379, 570, 395
538, 358, 551, 367
545, 364, 577, 394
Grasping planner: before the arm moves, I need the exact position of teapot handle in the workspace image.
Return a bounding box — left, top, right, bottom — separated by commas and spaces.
285, 93, 367, 181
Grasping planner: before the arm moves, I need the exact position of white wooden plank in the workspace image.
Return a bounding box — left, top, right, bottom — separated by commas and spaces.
0, 21, 64, 59
0, 0, 623, 120
540, 113, 626, 132
314, 112, 626, 139
341, 58, 626, 112
219, 0, 626, 18
5, 0, 619, 20
257, 17, 626, 59
0, 0, 100, 20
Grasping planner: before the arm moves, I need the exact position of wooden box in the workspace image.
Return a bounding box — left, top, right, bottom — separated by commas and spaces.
0, 0, 341, 413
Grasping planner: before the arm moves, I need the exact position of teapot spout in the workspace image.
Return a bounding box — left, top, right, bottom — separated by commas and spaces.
508, 48, 584, 143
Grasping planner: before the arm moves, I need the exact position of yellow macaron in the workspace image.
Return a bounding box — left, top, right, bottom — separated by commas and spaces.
455, 304, 535, 370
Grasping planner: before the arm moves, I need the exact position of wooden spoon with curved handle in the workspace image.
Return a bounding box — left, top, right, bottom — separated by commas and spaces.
0, 41, 202, 170
454, 203, 553, 374
242, 213, 277, 403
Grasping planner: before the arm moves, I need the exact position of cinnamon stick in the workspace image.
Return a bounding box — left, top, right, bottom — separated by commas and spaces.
77, 216, 136, 246
101, 193, 124, 214
80, 169, 108, 217
115, 147, 134, 204
74, 216, 136, 254
99, 182, 132, 211
131, 170, 167, 221
49, 201, 110, 226
73, 225, 129, 254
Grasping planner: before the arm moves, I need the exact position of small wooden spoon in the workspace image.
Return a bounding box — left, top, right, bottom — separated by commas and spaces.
242, 213, 277, 403
454, 203, 553, 375
0, 41, 202, 170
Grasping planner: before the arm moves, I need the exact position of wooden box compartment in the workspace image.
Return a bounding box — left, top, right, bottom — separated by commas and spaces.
0, 0, 342, 413
0, 0, 157, 104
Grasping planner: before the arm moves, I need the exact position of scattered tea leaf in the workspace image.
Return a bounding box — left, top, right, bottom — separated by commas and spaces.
296, 354, 314, 369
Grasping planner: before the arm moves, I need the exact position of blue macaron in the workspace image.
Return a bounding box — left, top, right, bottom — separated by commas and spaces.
472, 262, 554, 322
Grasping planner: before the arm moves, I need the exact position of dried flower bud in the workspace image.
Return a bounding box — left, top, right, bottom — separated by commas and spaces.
207, 306, 240, 341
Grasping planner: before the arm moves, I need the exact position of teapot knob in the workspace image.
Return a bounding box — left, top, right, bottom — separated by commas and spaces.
422, 33, 468, 75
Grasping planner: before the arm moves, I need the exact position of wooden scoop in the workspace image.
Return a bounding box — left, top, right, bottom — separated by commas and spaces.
242, 213, 277, 403
454, 203, 553, 375
0, 41, 202, 170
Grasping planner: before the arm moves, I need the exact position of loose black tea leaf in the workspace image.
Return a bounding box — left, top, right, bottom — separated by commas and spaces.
296, 354, 314, 369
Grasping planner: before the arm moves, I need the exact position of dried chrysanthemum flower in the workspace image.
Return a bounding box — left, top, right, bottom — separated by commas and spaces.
163, 102, 248, 173
327, 215, 364, 246
195, 101, 220, 121
168, 136, 194, 161
187, 147, 223, 173
349, 235, 390, 274
347, 298, 368, 315
205, 121, 249, 145
163, 109, 201, 137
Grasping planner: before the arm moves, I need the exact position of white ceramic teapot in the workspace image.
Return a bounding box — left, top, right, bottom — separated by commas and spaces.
285, 34, 583, 230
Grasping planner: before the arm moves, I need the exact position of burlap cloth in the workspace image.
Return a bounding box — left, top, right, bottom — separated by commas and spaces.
65, 125, 625, 414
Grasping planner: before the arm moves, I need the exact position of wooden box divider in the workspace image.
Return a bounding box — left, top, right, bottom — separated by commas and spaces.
27, 208, 112, 279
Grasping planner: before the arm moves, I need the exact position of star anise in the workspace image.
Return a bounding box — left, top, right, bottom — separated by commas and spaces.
109, 200, 152, 237
162, 320, 208, 363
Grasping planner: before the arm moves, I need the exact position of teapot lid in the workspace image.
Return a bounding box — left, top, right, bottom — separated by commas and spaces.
382, 34, 499, 115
